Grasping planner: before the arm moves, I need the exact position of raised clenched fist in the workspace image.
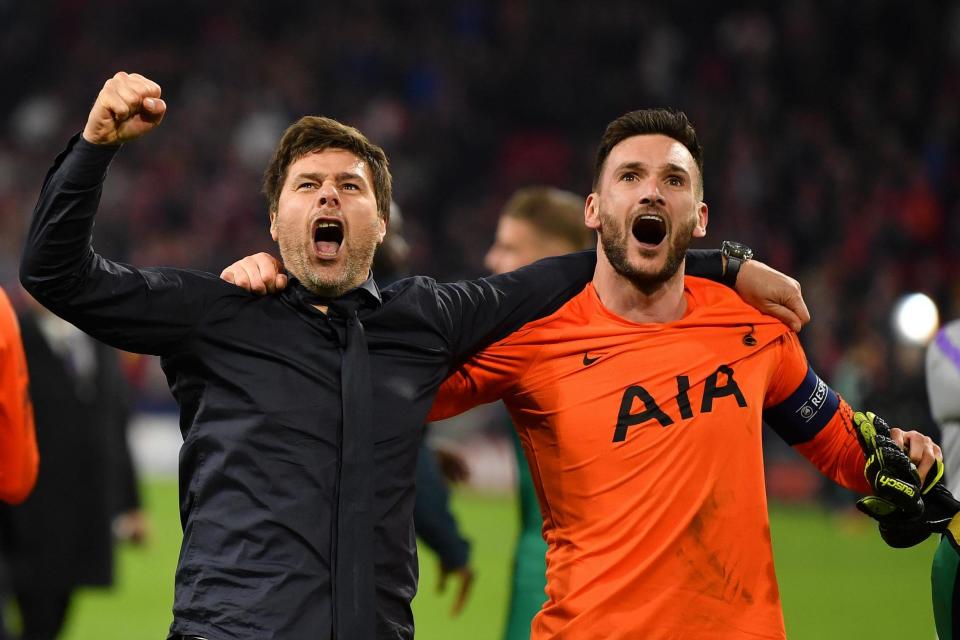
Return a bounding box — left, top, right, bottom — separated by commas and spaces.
82, 72, 166, 146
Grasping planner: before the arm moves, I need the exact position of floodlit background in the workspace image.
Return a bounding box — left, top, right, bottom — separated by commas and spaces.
0, 1, 957, 638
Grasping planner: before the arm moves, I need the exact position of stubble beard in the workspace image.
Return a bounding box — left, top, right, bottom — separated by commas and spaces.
280, 233, 379, 298
599, 206, 696, 296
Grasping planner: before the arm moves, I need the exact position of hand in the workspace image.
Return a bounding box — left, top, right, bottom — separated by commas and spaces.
82, 72, 166, 145
220, 252, 288, 294
438, 562, 475, 617
434, 447, 470, 485
859, 482, 960, 548
854, 411, 923, 514
853, 411, 958, 547
735, 260, 809, 332
888, 426, 942, 489
112, 509, 150, 545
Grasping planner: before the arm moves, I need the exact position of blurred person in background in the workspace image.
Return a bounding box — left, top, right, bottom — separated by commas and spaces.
927, 321, 960, 495
0, 297, 145, 640
482, 186, 594, 640
926, 320, 960, 639
0, 287, 37, 506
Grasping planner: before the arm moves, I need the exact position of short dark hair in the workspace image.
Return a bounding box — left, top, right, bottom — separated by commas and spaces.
592, 109, 703, 195
263, 116, 392, 221
501, 187, 594, 251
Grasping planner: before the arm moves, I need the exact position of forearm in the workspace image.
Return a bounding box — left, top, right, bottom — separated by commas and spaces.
793, 400, 871, 493
414, 446, 470, 568
19, 135, 215, 355
764, 335, 868, 492
20, 135, 119, 308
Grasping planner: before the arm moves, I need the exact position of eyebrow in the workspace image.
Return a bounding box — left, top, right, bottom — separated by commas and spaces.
293, 171, 369, 184
615, 161, 691, 177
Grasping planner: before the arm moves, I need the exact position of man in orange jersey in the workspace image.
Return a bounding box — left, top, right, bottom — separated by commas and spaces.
427, 109, 941, 639
0, 286, 37, 505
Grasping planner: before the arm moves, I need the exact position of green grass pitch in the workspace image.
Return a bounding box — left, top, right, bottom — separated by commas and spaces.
56, 478, 936, 639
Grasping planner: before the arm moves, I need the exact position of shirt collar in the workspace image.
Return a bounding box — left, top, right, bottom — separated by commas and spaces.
285, 272, 383, 309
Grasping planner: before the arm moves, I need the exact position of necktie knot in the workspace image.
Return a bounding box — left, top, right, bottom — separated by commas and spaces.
290, 283, 367, 320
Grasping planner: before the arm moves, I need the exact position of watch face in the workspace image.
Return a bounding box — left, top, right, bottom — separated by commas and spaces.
723, 241, 753, 260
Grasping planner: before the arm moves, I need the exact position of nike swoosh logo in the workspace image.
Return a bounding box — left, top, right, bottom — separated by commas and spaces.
583, 352, 602, 366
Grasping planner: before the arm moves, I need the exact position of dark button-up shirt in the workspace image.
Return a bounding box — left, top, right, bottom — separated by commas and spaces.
20, 136, 725, 640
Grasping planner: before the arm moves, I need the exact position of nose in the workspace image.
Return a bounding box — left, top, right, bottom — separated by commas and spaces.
317, 182, 340, 209
638, 178, 666, 207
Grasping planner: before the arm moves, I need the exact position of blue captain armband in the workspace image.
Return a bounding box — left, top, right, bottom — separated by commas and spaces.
763, 366, 840, 445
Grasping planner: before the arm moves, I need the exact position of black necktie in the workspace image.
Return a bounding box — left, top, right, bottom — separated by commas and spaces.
294, 287, 376, 639
329, 296, 375, 639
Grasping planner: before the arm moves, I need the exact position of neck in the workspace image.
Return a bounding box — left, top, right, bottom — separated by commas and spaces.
591, 249, 687, 323
291, 269, 369, 301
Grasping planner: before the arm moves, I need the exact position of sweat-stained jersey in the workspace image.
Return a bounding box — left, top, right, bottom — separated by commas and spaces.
430, 277, 870, 640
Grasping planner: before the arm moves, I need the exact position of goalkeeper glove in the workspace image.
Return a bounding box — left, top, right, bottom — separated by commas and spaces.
853, 411, 959, 548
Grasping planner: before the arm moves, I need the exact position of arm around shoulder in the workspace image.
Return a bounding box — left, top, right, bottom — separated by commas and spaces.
436, 250, 596, 362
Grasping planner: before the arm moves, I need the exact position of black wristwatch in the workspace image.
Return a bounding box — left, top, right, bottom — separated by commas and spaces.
721, 241, 753, 287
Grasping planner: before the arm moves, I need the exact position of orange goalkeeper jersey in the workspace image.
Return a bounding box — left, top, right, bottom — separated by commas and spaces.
431, 277, 869, 640
0, 287, 37, 504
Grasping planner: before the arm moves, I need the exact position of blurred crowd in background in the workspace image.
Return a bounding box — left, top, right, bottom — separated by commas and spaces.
0, 0, 958, 441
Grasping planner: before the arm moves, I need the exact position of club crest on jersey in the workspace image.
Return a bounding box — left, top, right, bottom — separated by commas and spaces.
613, 365, 747, 442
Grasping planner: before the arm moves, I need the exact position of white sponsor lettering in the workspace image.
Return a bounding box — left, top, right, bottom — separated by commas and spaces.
795, 376, 829, 423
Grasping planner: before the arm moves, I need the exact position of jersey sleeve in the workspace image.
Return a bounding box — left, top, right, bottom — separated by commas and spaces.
428, 339, 526, 422
433, 251, 594, 366
0, 289, 38, 504
762, 332, 870, 493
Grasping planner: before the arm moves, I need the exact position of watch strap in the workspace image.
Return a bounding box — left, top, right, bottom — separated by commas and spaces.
722, 255, 743, 288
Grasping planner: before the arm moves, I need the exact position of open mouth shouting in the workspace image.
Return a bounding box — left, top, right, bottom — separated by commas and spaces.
313, 219, 344, 258
631, 213, 667, 248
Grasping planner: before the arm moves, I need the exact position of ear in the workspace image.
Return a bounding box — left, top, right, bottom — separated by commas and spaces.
376, 216, 387, 244
692, 201, 708, 238
584, 193, 601, 231
269, 210, 279, 242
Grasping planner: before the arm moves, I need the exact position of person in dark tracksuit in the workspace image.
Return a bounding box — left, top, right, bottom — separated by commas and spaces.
0, 303, 143, 640
21, 72, 803, 640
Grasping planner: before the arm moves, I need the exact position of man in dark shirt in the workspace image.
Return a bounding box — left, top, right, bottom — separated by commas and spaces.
20, 72, 807, 640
